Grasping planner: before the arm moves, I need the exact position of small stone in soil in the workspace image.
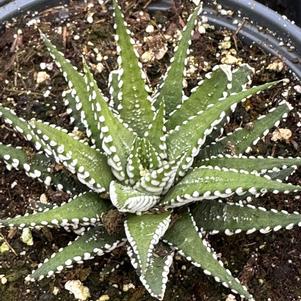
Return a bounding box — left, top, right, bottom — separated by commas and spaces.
271, 128, 292, 142
40, 193, 48, 204
36, 71, 50, 84
122, 283, 135, 292
52, 286, 59, 295
225, 294, 237, 301
0, 275, 8, 285
87, 13, 94, 24
20, 228, 34, 246
145, 24, 154, 33
267, 59, 284, 72
294, 85, 301, 93
64, 280, 91, 300
96, 295, 110, 301
0, 242, 9, 254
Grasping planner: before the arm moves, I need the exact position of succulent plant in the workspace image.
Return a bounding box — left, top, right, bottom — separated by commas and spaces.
0, 1, 301, 300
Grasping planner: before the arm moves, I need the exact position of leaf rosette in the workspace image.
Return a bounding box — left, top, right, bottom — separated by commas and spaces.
0, 1, 300, 300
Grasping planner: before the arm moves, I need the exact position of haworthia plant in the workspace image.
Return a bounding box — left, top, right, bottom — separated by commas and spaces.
0, 1, 300, 300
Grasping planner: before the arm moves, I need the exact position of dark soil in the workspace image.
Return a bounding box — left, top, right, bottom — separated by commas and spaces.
0, 0, 300, 301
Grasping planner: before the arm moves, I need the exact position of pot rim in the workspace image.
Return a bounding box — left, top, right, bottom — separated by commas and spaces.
0, 0, 300, 78
203, 0, 301, 78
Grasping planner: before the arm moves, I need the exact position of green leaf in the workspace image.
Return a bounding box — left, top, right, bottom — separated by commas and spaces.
145, 101, 167, 160
161, 166, 301, 208
26, 226, 124, 281
167, 80, 283, 175
134, 155, 185, 196
30, 120, 113, 192
142, 253, 173, 301
192, 200, 301, 235
0, 143, 32, 170
167, 64, 232, 129
110, 181, 160, 213
126, 138, 145, 183
113, 0, 154, 135
128, 244, 174, 301
229, 64, 254, 93
125, 212, 171, 273
83, 61, 135, 181
199, 155, 301, 174
155, 4, 202, 115
108, 69, 121, 109
203, 64, 255, 143
0, 143, 86, 193
126, 138, 162, 184
0, 192, 110, 229
0, 105, 41, 147
201, 100, 291, 157
0, 106, 87, 192
42, 33, 106, 149
229, 165, 298, 204
268, 166, 297, 181
164, 211, 253, 300
62, 90, 85, 131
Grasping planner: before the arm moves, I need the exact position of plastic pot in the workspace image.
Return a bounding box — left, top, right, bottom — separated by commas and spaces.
257, 0, 301, 27
0, 0, 301, 78
202, 0, 301, 78
0, 0, 67, 21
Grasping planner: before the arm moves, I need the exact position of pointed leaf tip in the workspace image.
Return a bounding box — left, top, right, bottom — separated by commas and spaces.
164, 210, 253, 300
26, 226, 124, 281
155, 4, 202, 115
113, 0, 154, 135
0, 192, 110, 230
